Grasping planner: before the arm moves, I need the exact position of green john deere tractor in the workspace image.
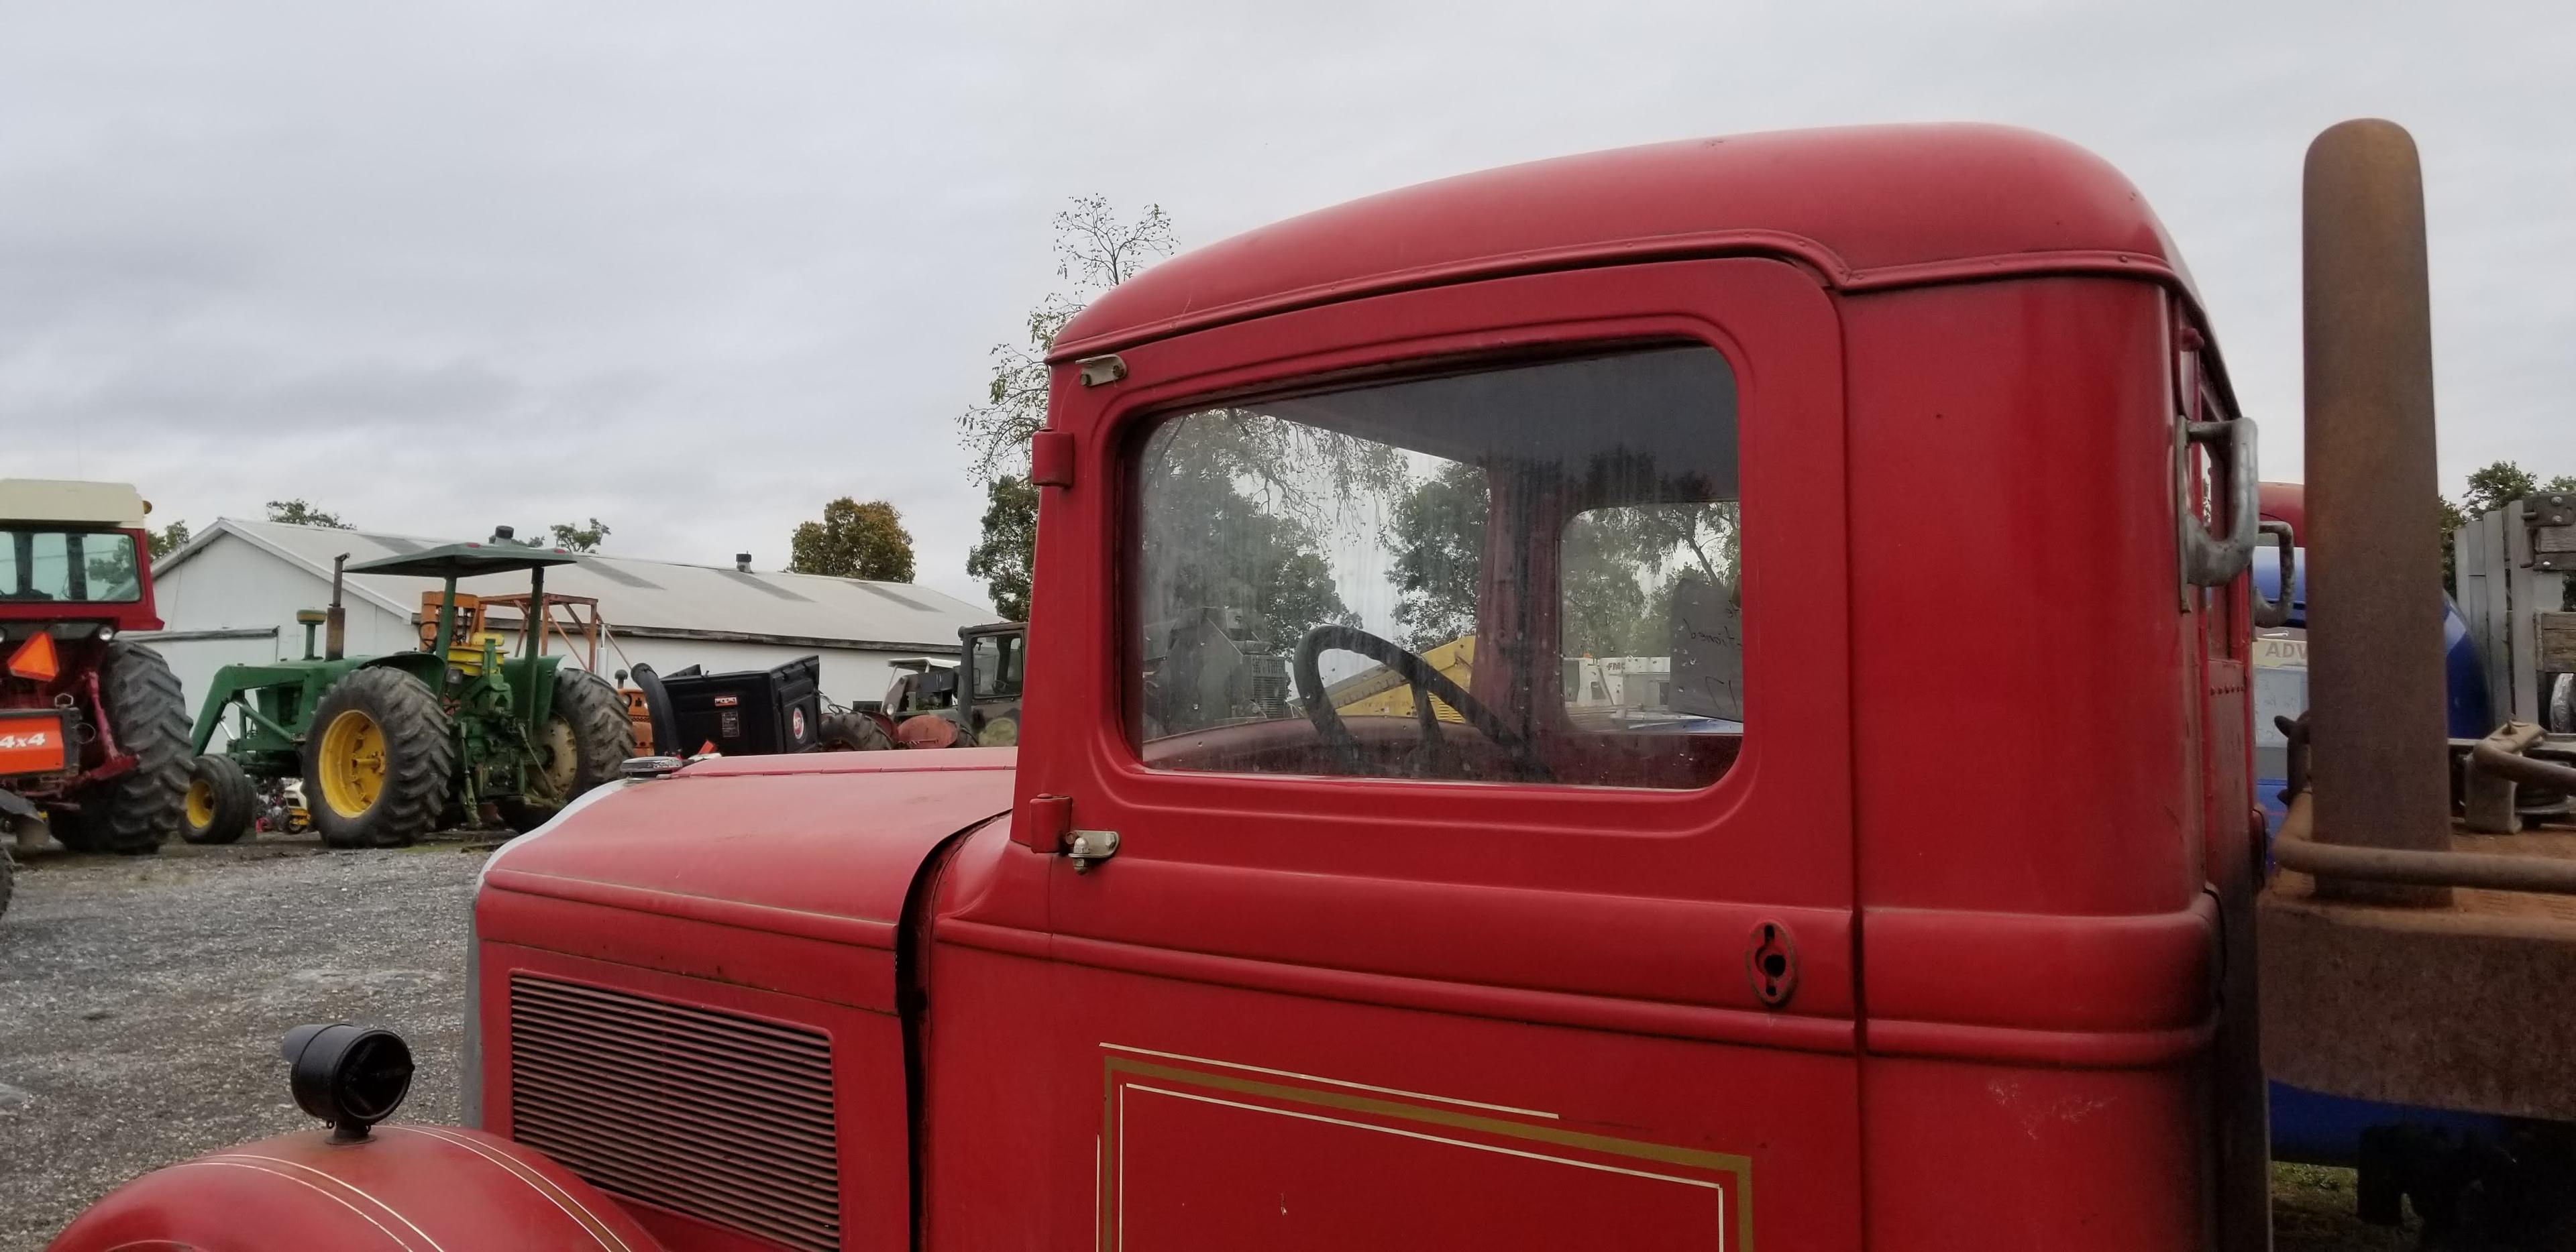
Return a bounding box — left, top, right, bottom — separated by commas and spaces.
181, 544, 634, 848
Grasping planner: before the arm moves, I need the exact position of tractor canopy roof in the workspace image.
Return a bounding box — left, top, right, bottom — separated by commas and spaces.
345, 543, 580, 580
1051, 123, 2189, 361
0, 479, 149, 528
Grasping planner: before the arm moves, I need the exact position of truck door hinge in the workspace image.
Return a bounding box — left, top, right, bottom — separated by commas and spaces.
1075, 354, 1128, 387
1014, 793, 1071, 853
1067, 830, 1119, 872
1030, 430, 1075, 488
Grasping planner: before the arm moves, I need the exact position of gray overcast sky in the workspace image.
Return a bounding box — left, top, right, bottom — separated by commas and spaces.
5, 2, 2570, 606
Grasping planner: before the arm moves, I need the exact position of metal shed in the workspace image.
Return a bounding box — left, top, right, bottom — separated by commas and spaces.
139, 519, 993, 726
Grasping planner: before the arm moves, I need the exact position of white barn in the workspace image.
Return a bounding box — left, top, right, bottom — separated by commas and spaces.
140, 519, 996, 723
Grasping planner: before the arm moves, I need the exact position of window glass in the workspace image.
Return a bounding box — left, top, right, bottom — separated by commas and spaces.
1132, 345, 1742, 789
1, 530, 142, 604
970, 636, 1002, 697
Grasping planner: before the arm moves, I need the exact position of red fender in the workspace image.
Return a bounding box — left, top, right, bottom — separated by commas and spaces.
50, 1124, 664, 1251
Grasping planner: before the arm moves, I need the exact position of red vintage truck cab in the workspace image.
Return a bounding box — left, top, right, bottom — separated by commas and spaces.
57, 123, 2269, 1251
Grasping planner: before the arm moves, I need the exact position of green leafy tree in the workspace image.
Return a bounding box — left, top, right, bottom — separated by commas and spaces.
957, 195, 1177, 483
789, 498, 916, 582
146, 520, 191, 559
547, 518, 612, 553
1137, 418, 1356, 655
959, 198, 1414, 628
264, 499, 352, 529
2439, 461, 2576, 593
1387, 462, 1488, 650
957, 196, 1177, 612
958, 195, 1179, 616
1385, 462, 1741, 659
965, 477, 1038, 620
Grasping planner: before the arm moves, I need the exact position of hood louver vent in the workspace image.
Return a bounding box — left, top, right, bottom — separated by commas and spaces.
508, 975, 841, 1252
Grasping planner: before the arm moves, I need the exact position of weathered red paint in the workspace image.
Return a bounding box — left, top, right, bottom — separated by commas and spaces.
53, 123, 2257, 1250
50, 1125, 663, 1251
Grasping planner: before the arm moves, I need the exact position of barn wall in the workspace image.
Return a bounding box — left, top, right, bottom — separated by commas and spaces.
144, 533, 952, 725
142, 535, 415, 720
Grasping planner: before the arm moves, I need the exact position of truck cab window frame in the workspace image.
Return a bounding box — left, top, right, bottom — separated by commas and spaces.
1126, 343, 1744, 791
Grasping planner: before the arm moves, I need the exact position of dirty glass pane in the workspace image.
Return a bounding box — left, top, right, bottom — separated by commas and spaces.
1132, 345, 1742, 789
1, 530, 142, 604
1560, 502, 1744, 730
970, 636, 1004, 697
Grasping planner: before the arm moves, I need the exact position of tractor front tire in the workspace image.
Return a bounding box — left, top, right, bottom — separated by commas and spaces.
56, 640, 192, 855
496, 668, 635, 832
180, 754, 259, 845
820, 709, 894, 751
304, 668, 453, 850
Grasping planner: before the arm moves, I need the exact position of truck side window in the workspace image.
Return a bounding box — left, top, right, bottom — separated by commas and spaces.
1132, 344, 1743, 789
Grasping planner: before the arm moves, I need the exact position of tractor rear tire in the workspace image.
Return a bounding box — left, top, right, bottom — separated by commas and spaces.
180, 754, 259, 845
305, 667, 453, 850
820, 709, 894, 751
496, 668, 635, 831
55, 640, 191, 855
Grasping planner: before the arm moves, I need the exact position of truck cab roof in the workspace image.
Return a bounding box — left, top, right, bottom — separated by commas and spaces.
1054, 123, 2192, 360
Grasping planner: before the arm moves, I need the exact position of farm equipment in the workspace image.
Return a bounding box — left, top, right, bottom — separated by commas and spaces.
181, 542, 633, 848
629, 655, 826, 758
56, 120, 2576, 1252
0, 480, 191, 914
851, 620, 1028, 749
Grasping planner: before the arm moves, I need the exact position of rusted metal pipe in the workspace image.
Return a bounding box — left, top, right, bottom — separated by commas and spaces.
326, 554, 349, 661
2460, 722, 2576, 833
2302, 119, 2453, 906
2273, 794, 2576, 895
2471, 733, 2576, 795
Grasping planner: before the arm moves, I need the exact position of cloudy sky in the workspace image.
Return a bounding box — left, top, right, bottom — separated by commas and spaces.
5, 2, 2570, 607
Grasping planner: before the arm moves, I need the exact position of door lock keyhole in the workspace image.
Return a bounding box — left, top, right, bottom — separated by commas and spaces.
1746, 920, 1799, 1008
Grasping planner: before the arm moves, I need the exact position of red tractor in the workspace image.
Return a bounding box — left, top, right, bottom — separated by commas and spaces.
49, 122, 2576, 1250
0, 480, 192, 915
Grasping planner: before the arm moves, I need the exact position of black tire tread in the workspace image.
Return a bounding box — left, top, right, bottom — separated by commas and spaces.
820, 709, 894, 752
304, 667, 453, 850
181, 754, 260, 845
498, 668, 636, 832
58, 640, 192, 854
553, 667, 637, 797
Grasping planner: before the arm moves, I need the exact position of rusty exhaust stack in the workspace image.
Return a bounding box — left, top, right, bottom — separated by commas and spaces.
326, 554, 349, 661
2302, 119, 2452, 907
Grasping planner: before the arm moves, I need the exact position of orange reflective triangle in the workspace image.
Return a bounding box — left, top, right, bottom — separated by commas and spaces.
7, 632, 58, 682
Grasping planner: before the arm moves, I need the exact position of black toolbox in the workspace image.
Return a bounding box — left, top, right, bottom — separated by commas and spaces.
645, 655, 824, 756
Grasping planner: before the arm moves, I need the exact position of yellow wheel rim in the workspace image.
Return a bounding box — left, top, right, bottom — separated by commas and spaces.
184, 778, 215, 828
535, 716, 578, 797
317, 709, 388, 818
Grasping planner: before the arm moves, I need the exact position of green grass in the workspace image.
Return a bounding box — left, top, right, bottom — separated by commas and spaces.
2273, 1162, 2415, 1252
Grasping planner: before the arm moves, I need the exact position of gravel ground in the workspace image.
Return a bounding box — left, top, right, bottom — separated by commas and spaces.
0, 832, 492, 1251
0, 828, 2411, 1251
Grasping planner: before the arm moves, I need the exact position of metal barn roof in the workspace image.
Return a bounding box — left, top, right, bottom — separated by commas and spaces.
158, 518, 995, 652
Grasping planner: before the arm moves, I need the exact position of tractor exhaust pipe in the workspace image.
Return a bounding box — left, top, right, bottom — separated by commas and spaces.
2302, 119, 2453, 907
327, 554, 349, 661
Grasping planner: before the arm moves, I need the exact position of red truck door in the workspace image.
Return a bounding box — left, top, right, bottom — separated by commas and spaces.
934, 258, 1854, 1251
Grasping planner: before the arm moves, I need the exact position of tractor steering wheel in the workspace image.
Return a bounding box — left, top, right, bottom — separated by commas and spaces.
1291, 624, 1548, 781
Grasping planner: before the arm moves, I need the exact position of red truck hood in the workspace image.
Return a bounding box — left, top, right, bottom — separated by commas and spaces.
477, 748, 1016, 1007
